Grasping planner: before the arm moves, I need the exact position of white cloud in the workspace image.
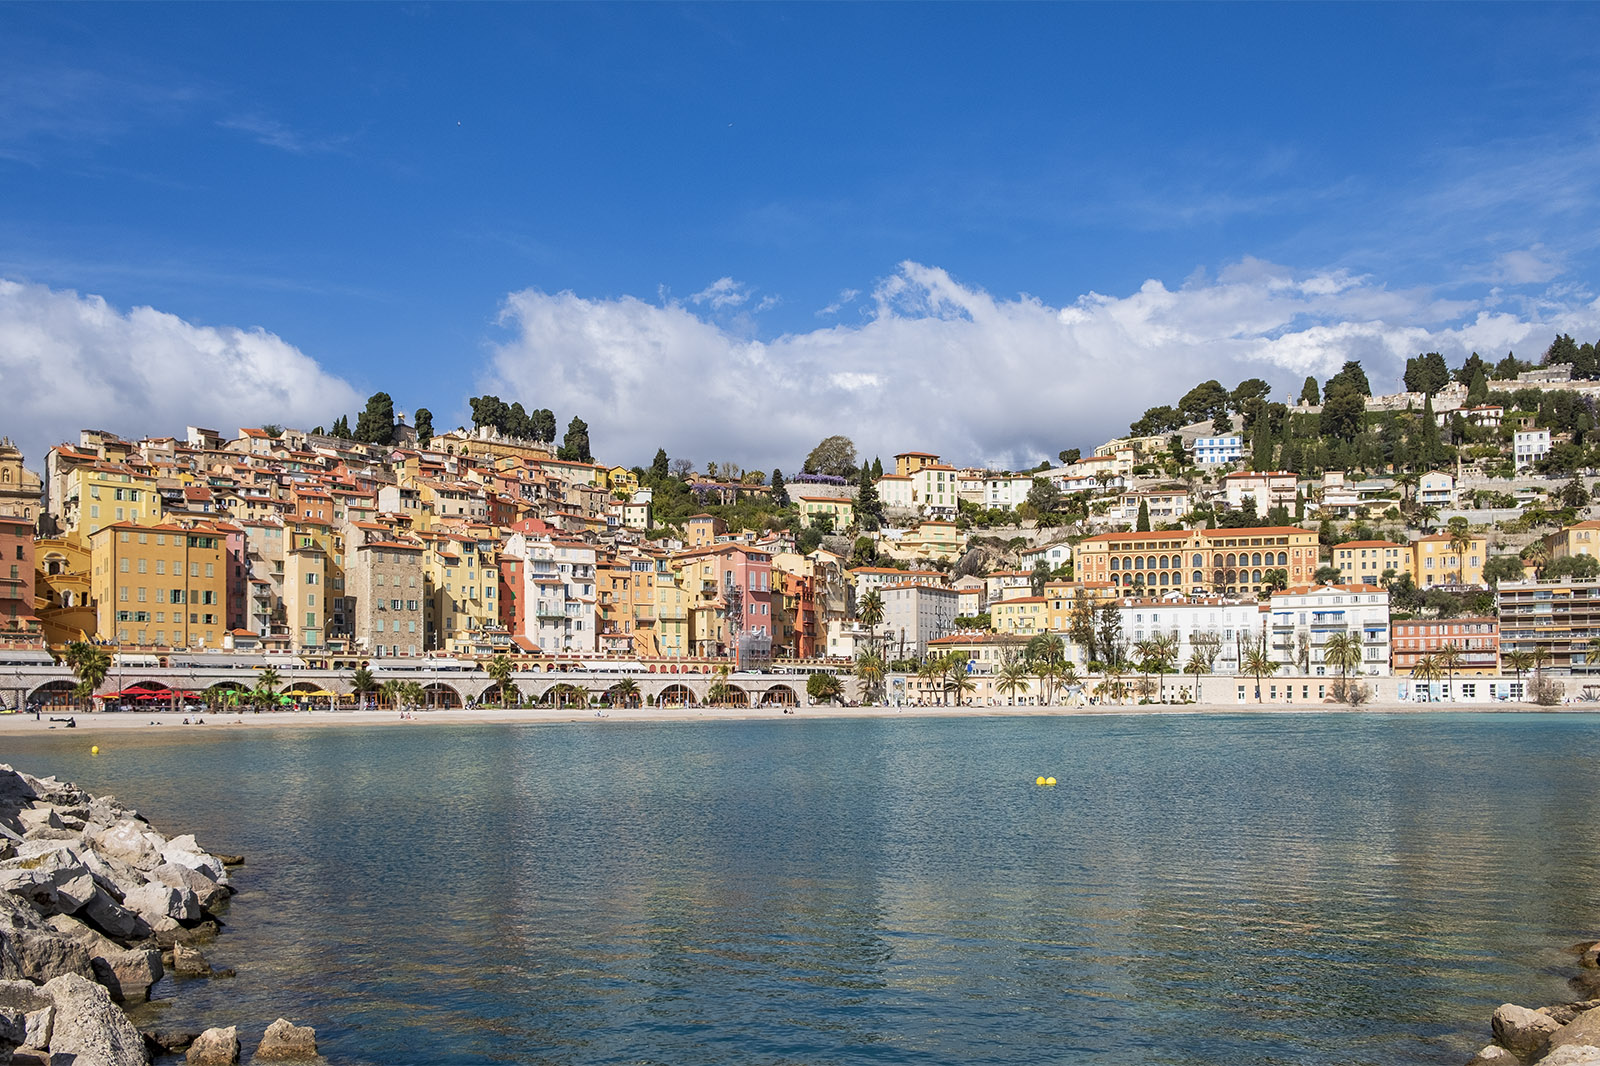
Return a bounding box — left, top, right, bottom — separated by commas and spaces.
689, 276, 751, 310
1495, 245, 1565, 286
816, 288, 860, 317
0, 279, 362, 466
486, 261, 1600, 474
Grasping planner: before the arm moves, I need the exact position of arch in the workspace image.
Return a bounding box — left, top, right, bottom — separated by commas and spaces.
421, 682, 463, 709
1251, 552, 1262, 567
1193, 553, 1204, 567
540, 683, 589, 709
657, 684, 696, 707
759, 685, 798, 707
283, 681, 324, 695
1193, 570, 1204, 584
1225, 553, 1237, 568
1252, 569, 1262, 583
27, 679, 79, 709
718, 685, 750, 707
1159, 572, 1170, 586
1213, 569, 1225, 585
605, 681, 642, 708
1109, 558, 1120, 571
1225, 569, 1237, 584
1277, 552, 1288, 566
479, 681, 521, 707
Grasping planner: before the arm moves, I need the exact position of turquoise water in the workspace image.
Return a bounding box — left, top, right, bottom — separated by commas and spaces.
8, 713, 1600, 1065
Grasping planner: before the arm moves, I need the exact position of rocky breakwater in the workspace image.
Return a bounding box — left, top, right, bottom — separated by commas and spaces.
0, 762, 315, 1065
1467, 941, 1600, 1066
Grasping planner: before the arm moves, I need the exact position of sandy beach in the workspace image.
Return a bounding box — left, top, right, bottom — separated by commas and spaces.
0, 699, 1569, 735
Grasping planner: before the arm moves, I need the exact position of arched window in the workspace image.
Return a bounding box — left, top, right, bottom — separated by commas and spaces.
1214, 569, 1225, 585
1225, 553, 1236, 568
1252, 569, 1262, 582
1193, 570, 1204, 584
1110, 558, 1120, 571
1278, 552, 1288, 566
1134, 557, 1145, 571
1193, 553, 1203, 567
1252, 552, 1262, 567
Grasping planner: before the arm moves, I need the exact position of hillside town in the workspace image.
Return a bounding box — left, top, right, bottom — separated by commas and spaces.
5, 336, 1600, 708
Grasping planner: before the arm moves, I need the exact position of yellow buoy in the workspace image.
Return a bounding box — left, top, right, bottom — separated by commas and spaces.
1035, 776, 1046, 786
1045, 776, 1056, 786
90, 746, 99, 755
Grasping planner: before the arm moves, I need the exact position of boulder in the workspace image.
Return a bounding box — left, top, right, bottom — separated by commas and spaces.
0, 845, 97, 915
150, 863, 230, 912
79, 885, 150, 941
1550, 1008, 1600, 1054
1494, 1003, 1564, 1061
0, 981, 54, 1052
1541, 1046, 1600, 1066
153, 919, 220, 950
142, 1028, 198, 1054
161, 836, 227, 885
255, 1018, 318, 1060
1467, 1045, 1520, 1065
185, 1025, 240, 1065
122, 881, 197, 925
14, 808, 61, 834
0, 893, 92, 984
18, 775, 87, 810
91, 821, 166, 872
0, 1008, 22, 1060
90, 948, 163, 1003
172, 943, 212, 977
1583, 943, 1600, 970
40, 972, 147, 1066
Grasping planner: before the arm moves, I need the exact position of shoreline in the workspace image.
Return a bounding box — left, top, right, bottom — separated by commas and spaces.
0, 699, 1587, 735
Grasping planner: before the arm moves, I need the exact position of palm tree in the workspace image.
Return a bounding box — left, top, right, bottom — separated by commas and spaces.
916, 655, 944, 704
400, 680, 426, 709
944, 663, 977, 706
1411, 653, 1443, 697
706, 663, 733, 706
253, 666, 283, 709
857, 589, 885, 657
996, 657, 1031, 705
1503, 650, 1533, 700
1132, 638, 1159, 702
1321, 631, 1364, 691
1241, 646, 1278, 702
64, 641, 111, 701
1437, 642, 1465, 699
1185, 649, 1209, 703
1447, 522, 1474, 584
380, 678, 406, 710
1056, 661, 1080, 703
350, 665, 378, 709
854, 650, 886, 703
609, 678, 641, 708
1521, 540, 1550, 579
806, 671, 844, 705
485, 653, 516, 707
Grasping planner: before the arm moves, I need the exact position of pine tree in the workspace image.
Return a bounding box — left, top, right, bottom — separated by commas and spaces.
1467, 365, 1489, 405
414, 407, 433, 447
855, 465, 882, 531
557, 416, 592, 463
331, 414, 353, 440
871, 457, 884, 478
1136, 500, 1151, 531
354, 392, 395, 445
1299, 377, 1320, 405
770, 468, 789, 507
651, 448, 669, 480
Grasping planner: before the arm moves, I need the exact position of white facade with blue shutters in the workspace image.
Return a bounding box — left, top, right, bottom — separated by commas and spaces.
1192, 435, 1244, 465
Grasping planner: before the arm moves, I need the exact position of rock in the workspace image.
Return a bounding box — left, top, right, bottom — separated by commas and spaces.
92, 821, 166, 872
0, 1010, 23, 1060
90, 948, 163, 1003
1494, 1002, 1564, 1060
1541, 1046, 1600, 1066
40, 972, 147, 1066
0, 893, 92, 984
213, 854, 244, 868
1467, 1045, 1521, 1065
122, 881, 197, 925
150, 863, 230, 912
0, 981, 54, 1052
161, 837, 227, 886
255, 1018, 318, 1060
1583, 943, 1600, 970
185, 1025, 240, 1065
0, 845, 97, 915
79, 885, 150, 941
141, 1028, 198, 1054
172, 943, 208, 976
14, 808, 61, 834
17, 776, 87, 810
153, 919, 220, 950
1550, 1007, 1600, 1054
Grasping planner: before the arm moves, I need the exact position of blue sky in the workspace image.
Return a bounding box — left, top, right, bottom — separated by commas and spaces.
3, 3, 1599, 471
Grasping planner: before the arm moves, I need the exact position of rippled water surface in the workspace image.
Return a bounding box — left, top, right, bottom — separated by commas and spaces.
8, 712, 1600, 1065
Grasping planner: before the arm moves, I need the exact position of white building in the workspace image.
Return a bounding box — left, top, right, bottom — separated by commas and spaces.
982, 472, 1035, 511
880, 582, 959, 658
1116, 488, 1191, 525
1266, 584, 1391, 677
1223, 470, 1297, 512
874, 474, 915, 510
1117, 596, 1265, 678
1417, 470, 1456, 509
505, 532, 597, 653
910, 465, 960, 517
1021, 542, 1073, 571
1192, 435, 1244, 465
1514, 429, 1552, 470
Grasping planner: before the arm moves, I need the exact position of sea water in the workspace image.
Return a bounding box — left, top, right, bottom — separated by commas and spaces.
8, 712, 1600, 1065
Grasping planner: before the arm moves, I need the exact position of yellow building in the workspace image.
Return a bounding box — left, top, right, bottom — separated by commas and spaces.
882, 521, 967, 563
66, 464, 164, 536
1331, 540, 1412, 586
654, 558, 690, 657
421, 531, 502, 654
797, 495, 854, 530
1410, 532, 1487, 587
893, 451, 941, 478
1076, 526, 1320, 599
34, 537, 96, 645
88, 522, 228, 648
598, 556, 657, 657
1544, 521, 1600, 561
993, 596, 1048, 636
605, 467, 640, 495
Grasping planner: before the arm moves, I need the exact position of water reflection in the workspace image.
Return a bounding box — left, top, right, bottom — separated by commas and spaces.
7, 713, 1599, 1065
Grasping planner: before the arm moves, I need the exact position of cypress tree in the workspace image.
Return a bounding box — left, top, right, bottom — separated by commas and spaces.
1136, 500, 1151, 531
771, 468, 789, 507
